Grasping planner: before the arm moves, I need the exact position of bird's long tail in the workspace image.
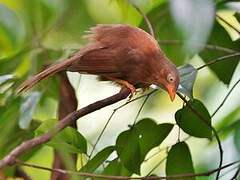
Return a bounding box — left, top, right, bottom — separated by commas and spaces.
17, 54, 81, 93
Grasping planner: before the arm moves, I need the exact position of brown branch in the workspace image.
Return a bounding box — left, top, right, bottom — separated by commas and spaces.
177, 93, 223, 180
0, 88, 131, 169
15, 159, 240, 179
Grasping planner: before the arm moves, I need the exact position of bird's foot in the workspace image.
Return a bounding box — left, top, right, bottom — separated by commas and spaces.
109, 78, 136, 98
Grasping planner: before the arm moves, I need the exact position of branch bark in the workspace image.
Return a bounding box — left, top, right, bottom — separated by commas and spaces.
0, 88, 130, 169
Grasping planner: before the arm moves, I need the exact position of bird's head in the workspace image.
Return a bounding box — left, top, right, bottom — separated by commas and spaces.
155, 62, 180, 101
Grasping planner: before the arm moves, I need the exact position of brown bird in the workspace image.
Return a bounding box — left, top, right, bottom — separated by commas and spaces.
18, 24, 180, 101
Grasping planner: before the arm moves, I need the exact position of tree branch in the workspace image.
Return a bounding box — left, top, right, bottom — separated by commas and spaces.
15, 159, 240, 179
0, 88, 130, 169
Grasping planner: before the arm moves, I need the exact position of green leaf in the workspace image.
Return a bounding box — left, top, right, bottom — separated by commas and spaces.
116, 128, 141, 174
177, 64, 197, 98
49, 127, 87, 154
166, 142, 195, 180
81, 146, 115, 173
140, 3, 187, 65
234, 123, 240, 153
0, 4, 25, 58
34, 119, 57, 135
103, 158, 131, 176
175, 99, 212, 139
135, 119, 174, 161
19, 91, 41, 129
35, 120, 87, 154
169, 0, 215, 54
116, 118, 173, 174
199, 21, 240, 84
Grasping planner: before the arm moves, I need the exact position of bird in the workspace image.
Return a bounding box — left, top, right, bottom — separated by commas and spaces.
18, 24, 180, 101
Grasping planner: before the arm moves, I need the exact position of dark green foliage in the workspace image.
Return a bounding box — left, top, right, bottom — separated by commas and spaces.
81, 146, 115, 173
166, 142, 195, 180
199, 21, 240, 84
175, 99, 212, 139
116, 118, 173, 174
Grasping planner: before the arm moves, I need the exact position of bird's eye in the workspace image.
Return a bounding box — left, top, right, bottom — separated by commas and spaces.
167, 74, 174, 83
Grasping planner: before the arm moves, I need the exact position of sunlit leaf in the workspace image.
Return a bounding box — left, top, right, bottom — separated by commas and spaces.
19, 91, 41, 129
34, 118, 57, 135
81, 146, 115, 173
169, 0, 215, 54
175, 99, 212, 139
199, 21, 240, 84
177, 64, 197, 98
48, 127, 87, 154
166, 142, 195, 180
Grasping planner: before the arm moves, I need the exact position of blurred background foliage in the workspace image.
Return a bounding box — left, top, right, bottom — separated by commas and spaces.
0, 0, 240, 179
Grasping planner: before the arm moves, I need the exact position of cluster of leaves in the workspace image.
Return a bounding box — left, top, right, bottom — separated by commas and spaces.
0, 0, 240, 179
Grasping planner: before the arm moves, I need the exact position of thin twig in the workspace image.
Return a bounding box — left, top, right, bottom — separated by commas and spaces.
131, 3, 155, 37
230, 165, 240, 180
0, 88, 131, 169
15, 159, 240, 179
89, 109, 117, 158
177, 93, 223, 180
197, 53, 240, 70
133, 94, 150, 124
158, 40, 237, 54
211, 78, 240, 117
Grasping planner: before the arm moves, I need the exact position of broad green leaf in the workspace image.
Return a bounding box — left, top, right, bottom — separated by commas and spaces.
116, 128, 141, 174
166, 142, 195, 180
177, 64, 197, 98
19, 91, 41, 129
140, 3, 187, 65
34, 119, 57, 136
170, 0, 215, 54
175, 99, 212, 139
80, 146, 115, 173
36, 122, 87, 154
49, 127, 87, 154
116, 118, 173, 174
135, 119, 174, 161
199, 21, 240, 84
234, 123, 240, 153
103, 158, 131, 176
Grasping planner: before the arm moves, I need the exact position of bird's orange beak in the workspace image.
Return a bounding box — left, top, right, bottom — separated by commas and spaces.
166, 85, 176, 101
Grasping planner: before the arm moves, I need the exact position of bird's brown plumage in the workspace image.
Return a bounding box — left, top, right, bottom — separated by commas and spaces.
18, 24, 180, 100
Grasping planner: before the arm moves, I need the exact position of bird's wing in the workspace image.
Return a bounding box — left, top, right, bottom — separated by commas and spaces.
67, 46, 123, 77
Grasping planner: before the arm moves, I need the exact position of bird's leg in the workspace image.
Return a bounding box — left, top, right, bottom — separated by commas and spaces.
108, 77, 136, 98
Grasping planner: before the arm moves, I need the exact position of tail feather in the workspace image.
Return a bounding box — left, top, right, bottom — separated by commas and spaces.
17, 54, 81, 93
